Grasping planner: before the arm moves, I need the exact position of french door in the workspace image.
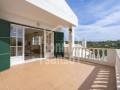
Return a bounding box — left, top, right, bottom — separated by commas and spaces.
10, 24, 24, 66
25, 28, 44, 60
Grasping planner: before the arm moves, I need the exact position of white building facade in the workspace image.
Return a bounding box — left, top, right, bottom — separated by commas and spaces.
0, 0, 78, 71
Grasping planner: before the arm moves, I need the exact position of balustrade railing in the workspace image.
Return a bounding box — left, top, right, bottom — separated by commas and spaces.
65, 47, 107, 60
72, 47, 107, 60
64, 46, 116, 66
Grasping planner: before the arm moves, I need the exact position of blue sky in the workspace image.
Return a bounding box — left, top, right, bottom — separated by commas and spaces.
64, 0, 120, 41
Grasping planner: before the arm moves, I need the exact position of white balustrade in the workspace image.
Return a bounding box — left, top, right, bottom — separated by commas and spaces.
71, 47, 108, 61
64, 46, 116, 66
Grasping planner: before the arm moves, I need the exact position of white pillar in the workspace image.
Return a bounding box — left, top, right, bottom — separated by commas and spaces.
44, 30, 47, 58
68, 27, 74, 59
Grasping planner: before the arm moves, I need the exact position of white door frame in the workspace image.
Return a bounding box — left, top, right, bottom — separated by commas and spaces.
10, 24, 25, 66
10, 24, 52, 66
46, 31, 54, 58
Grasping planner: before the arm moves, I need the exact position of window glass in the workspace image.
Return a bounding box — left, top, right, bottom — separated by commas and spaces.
17, 47, 22, 56
32, 32, 43, 45
10, 25, 16, 37
11, 37, 16, 46
17, 28, 23, 38
18, 38, 23, 46
10, 24, 23, 57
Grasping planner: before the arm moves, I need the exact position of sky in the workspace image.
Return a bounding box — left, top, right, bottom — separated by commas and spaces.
64, 0, 120, 41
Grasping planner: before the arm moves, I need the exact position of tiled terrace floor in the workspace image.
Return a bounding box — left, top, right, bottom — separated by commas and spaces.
0, 59, 116, 90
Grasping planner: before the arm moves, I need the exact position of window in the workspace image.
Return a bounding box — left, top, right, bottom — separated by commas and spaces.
10, 47, 16, 56
32, 32, 42, 45
10, 25, 17, 56
11, 37, 16, 46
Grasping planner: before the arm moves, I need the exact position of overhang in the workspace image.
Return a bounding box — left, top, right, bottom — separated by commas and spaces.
0, 0, 78, 29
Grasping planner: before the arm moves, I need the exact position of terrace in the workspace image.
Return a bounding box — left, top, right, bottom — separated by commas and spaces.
0, 47, 119, 90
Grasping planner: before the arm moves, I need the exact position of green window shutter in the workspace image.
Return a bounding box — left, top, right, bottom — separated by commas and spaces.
0, 19, 10, 72
54, 32, 64, 57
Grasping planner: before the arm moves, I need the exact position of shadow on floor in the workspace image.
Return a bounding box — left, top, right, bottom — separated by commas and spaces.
69, 59, 116, 90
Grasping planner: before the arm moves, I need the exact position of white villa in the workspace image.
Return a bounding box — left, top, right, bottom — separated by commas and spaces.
0, 0, 120, 90
0, 0, 78, 69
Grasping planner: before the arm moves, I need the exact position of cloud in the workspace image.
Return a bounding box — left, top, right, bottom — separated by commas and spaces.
65, 0, 120, 41
70, 0, 120, 25
74, 9, 120, 41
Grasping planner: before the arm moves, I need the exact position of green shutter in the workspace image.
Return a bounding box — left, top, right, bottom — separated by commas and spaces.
54, 32, 64, 57
0, 19, 10, 72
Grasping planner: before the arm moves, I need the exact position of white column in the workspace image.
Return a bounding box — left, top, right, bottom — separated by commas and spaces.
44, 30, 47, 58
68, 27, 74, 59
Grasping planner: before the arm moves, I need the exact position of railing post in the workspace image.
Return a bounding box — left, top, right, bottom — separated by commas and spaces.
78, 47, 80, 60
102, 49, 105, 60
93, 49, 96, 60
81, 48, 83, 59
97, 49, 100, 60
84, 48, 86, 58
88, 49, 91, 59
75, 47, 77, 58
72, 47, 74, 60
76, 47, 78, 59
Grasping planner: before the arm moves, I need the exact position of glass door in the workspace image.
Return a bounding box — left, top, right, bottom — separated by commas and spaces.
10, 24, 24, 66
25, 29, 44, 60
